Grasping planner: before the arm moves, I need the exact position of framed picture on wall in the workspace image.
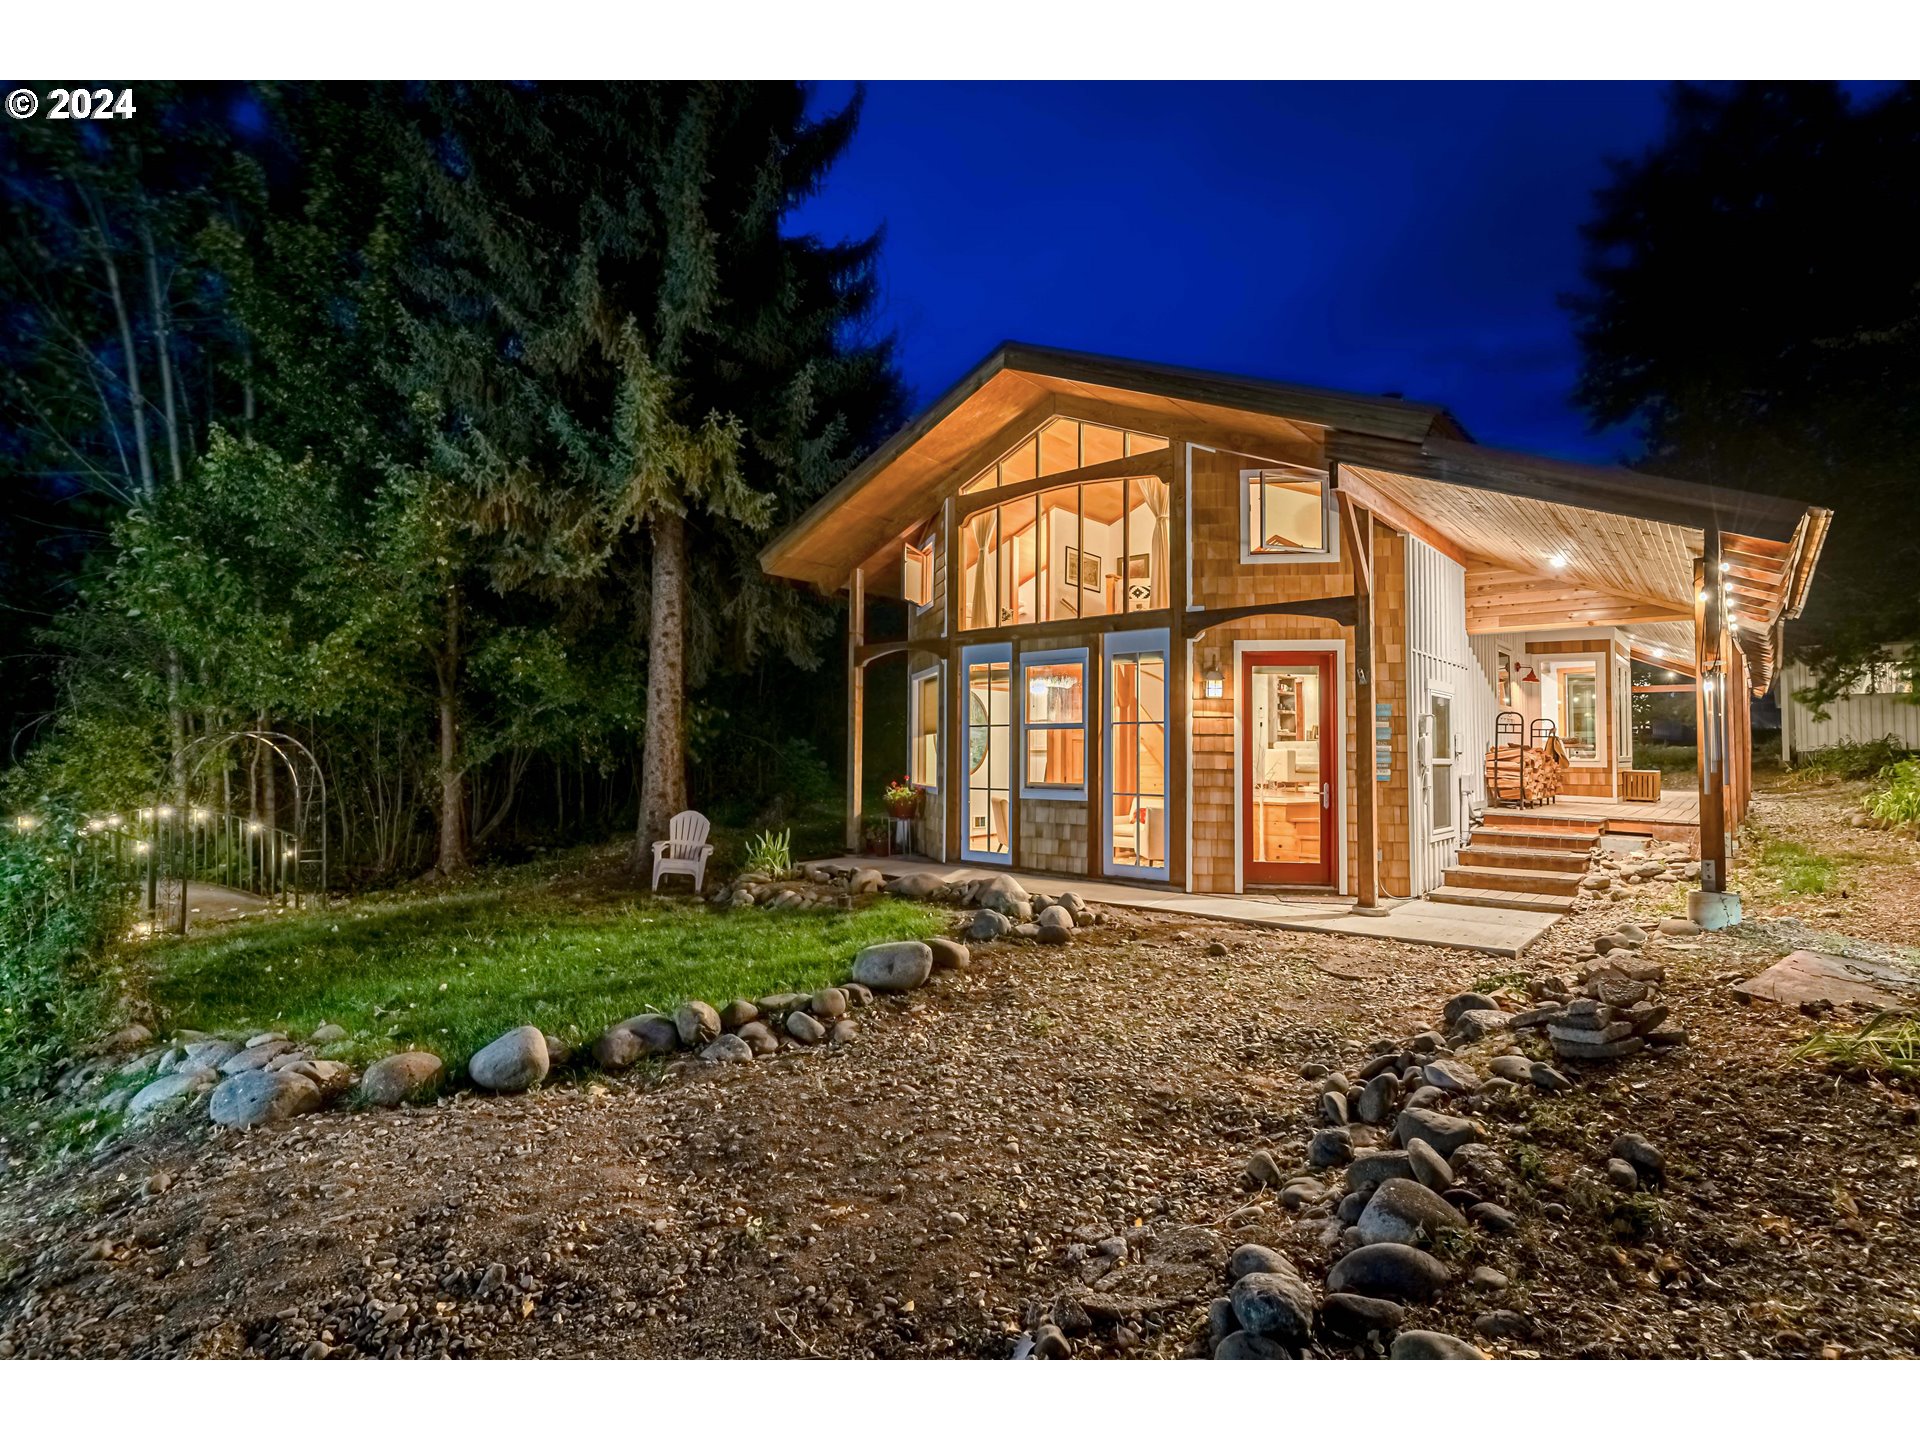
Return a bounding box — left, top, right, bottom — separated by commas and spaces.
1064, 544, 1080, 581
1079, 552, 1101, 589
1126, 554, 1149, 580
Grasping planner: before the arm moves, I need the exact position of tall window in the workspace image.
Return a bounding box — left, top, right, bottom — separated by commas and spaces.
909, 668, 940, 789
1021, 651, 1087, 797
964, 650, 1011, 858
1109, 641, 1167, 875
1497, 649, 1514, 708
1429, 691, 1455, 835
1243, 466, 1333, 559
1560, 664, 1599, 762
1614, 656, 1633, 765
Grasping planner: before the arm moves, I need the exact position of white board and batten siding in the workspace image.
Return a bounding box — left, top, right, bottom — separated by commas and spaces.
1403, 537, 1501, 897
1779, 650, 1920, 760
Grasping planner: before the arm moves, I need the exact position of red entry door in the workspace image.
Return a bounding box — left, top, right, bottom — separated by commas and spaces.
1242, 650, 1338, 886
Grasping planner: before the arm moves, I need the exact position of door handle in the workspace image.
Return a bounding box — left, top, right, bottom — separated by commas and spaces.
1322, 782, 1331, 810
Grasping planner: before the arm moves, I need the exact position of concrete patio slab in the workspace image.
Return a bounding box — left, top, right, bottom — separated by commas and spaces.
838, 855, 1561, 959
1732, 949, 1920, 1013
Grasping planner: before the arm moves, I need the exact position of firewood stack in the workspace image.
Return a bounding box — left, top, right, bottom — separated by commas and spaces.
1483, 743, 1566, 805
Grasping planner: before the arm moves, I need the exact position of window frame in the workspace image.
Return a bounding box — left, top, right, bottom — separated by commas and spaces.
902, 534, 935, 612
1239, 466, 1340, 565
959, 642, 1014, 865
1017, 645, 1090, 801
1427, 686, 1457, 839
908, 663, 942, 793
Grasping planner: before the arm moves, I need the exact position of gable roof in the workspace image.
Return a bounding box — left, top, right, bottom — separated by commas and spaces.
758, 342, 1831, 659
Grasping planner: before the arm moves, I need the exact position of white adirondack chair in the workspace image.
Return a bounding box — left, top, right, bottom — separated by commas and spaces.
651, 810, 714, 893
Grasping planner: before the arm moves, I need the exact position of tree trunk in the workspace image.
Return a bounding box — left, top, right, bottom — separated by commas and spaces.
140, 218, 185, 489
433, 586, 470, 877
636, 509, 690, 862
83, 187, 155, 501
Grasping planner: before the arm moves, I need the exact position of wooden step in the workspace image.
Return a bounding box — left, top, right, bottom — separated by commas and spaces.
1467, 826, 1599, 852
1455, 845, 1590, 873
1480, 809, 1607, 834
1442, 864, 1583, 896
1427, 884, 1574, 914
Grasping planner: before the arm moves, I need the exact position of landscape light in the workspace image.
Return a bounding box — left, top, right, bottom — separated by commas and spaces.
156, 804, 175, 820
13, 815, 39, 831
247, 820, 263, 834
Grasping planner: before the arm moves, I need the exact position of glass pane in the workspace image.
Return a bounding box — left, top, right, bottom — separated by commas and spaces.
1125, 430, 1168, 457
1430, 694, 1452, 754
961, 467, 995, 495
967, 661, 1011, 853
1000, 437, 1038, 485
960, 509, 996, 630
911, 674, 939, 786
1025, 662, 1084, 724
1079, 480, 1123, 617
1036, 417, 1079, 477
1000, 497, 1038, 626
1038, 486, 1080, 622
1564, 670, 1598, 760
1125, 475, 1169, 612
1250, 664, 1323, 866
1249, 472, 1326, 552
1108, 653, 1166, 871
1081, 422, 1125, 467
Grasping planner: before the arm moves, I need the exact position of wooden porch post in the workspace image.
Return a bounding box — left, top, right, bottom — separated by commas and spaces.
845, 565, 865, 854
1339, 486, 1383, 914
1168, 445, 1190, 890
944, 499, 964, 864
1694, 537, 1729, 895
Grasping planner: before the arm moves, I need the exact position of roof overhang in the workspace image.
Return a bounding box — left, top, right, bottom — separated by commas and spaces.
760, 342, 1464, 592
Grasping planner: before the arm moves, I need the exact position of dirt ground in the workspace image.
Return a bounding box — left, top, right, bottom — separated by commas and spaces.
3, 776, 1917, 1360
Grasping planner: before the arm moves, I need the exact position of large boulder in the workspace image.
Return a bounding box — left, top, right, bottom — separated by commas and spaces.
127, 1067, 217, 1120
884, 871, 948, 900
785, 1010, 827, 1045
674, 1001, 721, 1047
209, 1069, 322, 1129
1393, 1107, 1482, 1159
1355, 1178, 1468, 1248
218, 1039, 292, 1075
468, 1025, 549, 1093
1327, 1243, 1453, 1303
964, 909, 1012, 943
968, 873, 1030, 917
1229, 1270, 1314, 1346
718, 998, 759, 1030
359, 1051, 444, 1106
603, 1014, 680, 1064
1036, 903, 1075, 931
927, 938, 971, 971
1347, 1148, 1417, 1192
1391, 1329, 1487, 1359
851, 940, 933, 991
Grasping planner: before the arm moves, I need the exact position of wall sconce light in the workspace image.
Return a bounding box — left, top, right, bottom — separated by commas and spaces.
1518, 667, 1540, 685
1203, 665, 1224, 699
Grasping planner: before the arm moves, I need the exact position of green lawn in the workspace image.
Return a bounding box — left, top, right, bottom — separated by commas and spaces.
137, 867, 943, 1069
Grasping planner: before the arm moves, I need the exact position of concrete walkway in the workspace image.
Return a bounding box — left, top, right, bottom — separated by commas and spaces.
840, 855, 1561, 959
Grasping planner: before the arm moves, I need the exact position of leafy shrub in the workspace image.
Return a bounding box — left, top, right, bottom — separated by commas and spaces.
1791, 736, 1915, 783
1866, 758, 1920, 829
0, 822, 127, 1094
742, 827, 792, 878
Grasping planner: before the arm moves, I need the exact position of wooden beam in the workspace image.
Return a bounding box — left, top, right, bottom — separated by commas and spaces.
952, 447, 1176, 521
1189, 595, 1359, 636
1338, 489, 1381, 912
1633, 683, 1696, 694
846, 566, 865, 853
854, 640, 911, 668
1332, 464, 1471, 567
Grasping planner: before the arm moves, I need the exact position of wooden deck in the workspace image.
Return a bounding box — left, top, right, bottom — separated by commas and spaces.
1489, 788, 1698, 846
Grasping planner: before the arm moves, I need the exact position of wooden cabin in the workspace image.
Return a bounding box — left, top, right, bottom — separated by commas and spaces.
759, 345, 1830, 916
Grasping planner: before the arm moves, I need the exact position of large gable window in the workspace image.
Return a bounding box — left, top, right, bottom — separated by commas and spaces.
1243, 466, 1335, 561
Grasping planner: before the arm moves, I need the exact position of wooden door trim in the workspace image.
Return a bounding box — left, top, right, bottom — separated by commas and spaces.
1240, 648, 1338, 888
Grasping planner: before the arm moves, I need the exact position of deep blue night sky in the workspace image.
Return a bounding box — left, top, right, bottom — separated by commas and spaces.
795, 81, 1678, 463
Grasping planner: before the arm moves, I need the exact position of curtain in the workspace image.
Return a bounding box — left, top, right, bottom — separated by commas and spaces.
967, 510, 995, 628
1144, 478, 1170, 609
